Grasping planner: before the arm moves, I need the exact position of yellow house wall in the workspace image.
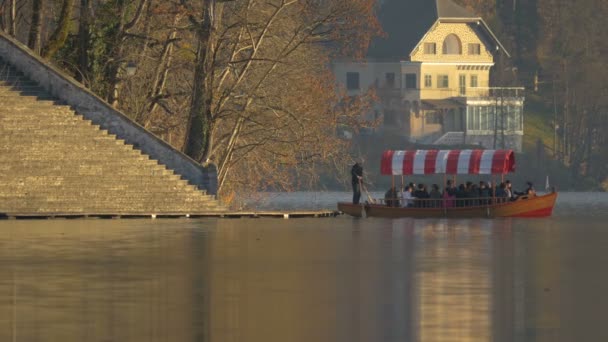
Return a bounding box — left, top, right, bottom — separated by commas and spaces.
412, 22, 493, 101
419, 64, 491, 100
411, 22, 494, 63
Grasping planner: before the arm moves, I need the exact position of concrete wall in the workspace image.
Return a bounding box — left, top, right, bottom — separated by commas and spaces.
0, 32, 217, 195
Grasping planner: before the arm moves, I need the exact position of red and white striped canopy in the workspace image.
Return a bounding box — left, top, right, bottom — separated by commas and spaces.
381, 150, 516, 175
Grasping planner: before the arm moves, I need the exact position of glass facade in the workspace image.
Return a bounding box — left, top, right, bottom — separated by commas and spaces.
466, 103, 523, 133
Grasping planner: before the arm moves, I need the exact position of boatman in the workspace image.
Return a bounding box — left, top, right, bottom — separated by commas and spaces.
351, 160, 364, 204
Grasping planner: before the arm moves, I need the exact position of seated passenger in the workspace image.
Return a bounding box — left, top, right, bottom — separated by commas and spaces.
525, 181, 536, 196
468, 184, 479, 206
513, 181, 535, 200
455, 184, 466, 207
479, 181, 490, 205
429, 184, 442, 208
414, 184, 430, 207
443, 180, 456, 208
495, 183, 508, 203
384, 186, 400, 207
401, 185, 415, 207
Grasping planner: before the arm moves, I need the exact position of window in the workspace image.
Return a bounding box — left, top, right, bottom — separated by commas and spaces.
385, 72, 395, 88
424, 42, 436, 54
424, 74, 432, 88
459, 74, 466, 96
346, 72, 360, 90
468, 43, 481, 55
470, 75, 478, 88
437, 75, 449, 88
442, 34, 462, 54
405, 73, 417, 89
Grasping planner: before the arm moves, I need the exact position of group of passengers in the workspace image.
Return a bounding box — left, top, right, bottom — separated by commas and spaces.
384, 180, 536, 208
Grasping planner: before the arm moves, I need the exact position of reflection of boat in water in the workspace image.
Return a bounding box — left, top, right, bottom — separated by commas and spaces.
339, 149, 558, 218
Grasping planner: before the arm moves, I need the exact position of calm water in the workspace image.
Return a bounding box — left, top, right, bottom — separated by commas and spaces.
0, 192, 607, 341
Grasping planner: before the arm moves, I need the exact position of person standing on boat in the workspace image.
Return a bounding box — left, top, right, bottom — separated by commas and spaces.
505, 180, 514, 200
351, 160, 364, 204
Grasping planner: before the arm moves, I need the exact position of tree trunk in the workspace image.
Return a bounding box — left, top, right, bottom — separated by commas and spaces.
76, 0, 90, 84
41, 0, 75, 58
9, 0, 17, 36
106, 0, 149, 108
28, 0, 43, 52
184, 2, 217, 163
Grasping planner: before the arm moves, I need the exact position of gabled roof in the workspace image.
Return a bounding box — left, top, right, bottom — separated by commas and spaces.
368, 0, 508, 59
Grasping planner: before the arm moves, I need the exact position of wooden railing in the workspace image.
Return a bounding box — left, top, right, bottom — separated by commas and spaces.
376, 195, 523, 208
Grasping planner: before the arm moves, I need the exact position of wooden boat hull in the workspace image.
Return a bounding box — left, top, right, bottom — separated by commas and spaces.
338, 192, 558, 218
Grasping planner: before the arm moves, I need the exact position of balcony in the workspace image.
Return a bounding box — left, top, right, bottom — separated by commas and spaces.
377, 86, 525, 100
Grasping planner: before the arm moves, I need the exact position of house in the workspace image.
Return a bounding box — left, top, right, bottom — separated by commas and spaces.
333, 0, 524, 151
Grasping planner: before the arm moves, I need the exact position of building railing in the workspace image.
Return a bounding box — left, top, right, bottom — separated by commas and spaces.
377, 86, 526, 99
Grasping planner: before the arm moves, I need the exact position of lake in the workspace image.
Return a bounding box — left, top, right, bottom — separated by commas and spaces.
0, 192, 607, 341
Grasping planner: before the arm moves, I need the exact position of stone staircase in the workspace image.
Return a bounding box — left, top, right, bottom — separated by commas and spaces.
433, 131, 466, 146
0, 59, 226, 215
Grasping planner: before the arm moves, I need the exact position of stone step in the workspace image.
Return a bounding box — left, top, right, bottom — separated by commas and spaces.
0, 118, 102, 127
0, 85, 50, 90
0, 107, 71, 115
0, 163, 178, 178
1, 124, 118, 134
0, 195, 217, 205
0, 171, 197, 186
0, 145, 144, 156
0, 146, 148, 156
0, 204, 223, 213
0, 98, 62, 106
0, 188, 209, 199
0, 196, 218, 205
0, 143, 150, 155
0, 164, 183, 176
0, 132, 129, 141
0, 150, 148, 160
0, 189, 212, 198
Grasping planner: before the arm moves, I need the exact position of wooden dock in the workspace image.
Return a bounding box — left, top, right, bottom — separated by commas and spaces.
0, 210, 341, 220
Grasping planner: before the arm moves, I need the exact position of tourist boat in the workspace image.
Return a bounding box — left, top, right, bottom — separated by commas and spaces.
338, 149, 558, 218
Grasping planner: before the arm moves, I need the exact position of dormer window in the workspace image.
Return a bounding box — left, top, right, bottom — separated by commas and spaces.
442, 34, 462, 54
468, 43, 481, 55
424, 43, 436, 54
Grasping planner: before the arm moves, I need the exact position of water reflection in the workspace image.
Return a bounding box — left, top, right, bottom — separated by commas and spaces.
0, 215, 607, 341
0, 220, 212, 341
